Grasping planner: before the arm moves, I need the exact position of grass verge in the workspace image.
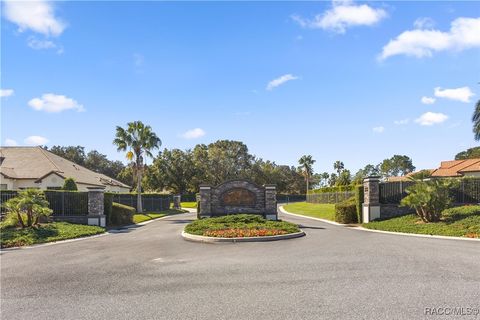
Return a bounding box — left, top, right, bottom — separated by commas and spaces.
181, 202, 197, 209
1, 222, 105, 248
283, 202, 335, 221
184, 214, 300, 238
363, 205, 480, 238
133, 209, 186, 224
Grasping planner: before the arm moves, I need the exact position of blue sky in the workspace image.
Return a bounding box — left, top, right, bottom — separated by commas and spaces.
1, 1, 479, 174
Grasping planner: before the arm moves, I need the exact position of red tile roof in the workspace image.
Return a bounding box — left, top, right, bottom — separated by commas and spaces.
431, 158, 480, 177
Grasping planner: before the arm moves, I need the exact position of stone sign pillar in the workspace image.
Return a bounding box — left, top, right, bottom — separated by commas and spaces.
362, 177, 380, 223
264, 184, 277, 221
199, 184, 212, 218
87, 187, 106, 227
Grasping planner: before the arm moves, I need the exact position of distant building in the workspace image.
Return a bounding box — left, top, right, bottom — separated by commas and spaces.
386, 158, 480, 182
0, 146, 130, 192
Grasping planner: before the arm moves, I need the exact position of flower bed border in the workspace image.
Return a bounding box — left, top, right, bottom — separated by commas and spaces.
181, 230, 305, 243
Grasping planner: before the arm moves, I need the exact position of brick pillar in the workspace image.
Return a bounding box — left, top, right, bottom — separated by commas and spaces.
362, 177, 381, 223
87, 187, 106, 227
264, 184, 277, 220
199, 184, 212, 218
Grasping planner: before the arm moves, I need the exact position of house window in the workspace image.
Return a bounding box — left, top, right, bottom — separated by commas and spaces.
0, 184, 7, 190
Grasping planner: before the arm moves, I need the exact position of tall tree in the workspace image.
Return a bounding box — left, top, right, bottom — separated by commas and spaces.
333, 161, 345, 176
298, 155, 315, 193
380, 155, 415, 177
113, 121, 161, 212
47, 146, 86, 165
472, 99, 480, 141
455, 147, 480, 160
336, 169, 352, 186
321, 172, 330, 187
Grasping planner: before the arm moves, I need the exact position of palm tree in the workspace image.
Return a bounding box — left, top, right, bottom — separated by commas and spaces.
298, 155, 316, 193
333, 160, 344, 176
114, 121, 161, 213
472, 99, 480, 141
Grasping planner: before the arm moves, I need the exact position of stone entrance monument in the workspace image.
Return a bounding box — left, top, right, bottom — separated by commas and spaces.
198, 180, 277, 220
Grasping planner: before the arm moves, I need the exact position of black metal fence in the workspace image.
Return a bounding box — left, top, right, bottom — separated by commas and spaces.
379, 179, 480, 204
1, 190, 89, 216
111, 193, 171, 212
307, 191, 355, 204
277, 194, 306, 203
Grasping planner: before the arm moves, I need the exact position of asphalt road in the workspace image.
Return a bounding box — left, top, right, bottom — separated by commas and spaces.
1, 211, 479, 320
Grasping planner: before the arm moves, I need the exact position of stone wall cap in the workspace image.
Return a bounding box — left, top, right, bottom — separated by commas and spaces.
363, 176, 381, 182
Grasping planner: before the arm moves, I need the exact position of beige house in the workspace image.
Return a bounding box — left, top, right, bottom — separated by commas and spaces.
0, 147, 130, 192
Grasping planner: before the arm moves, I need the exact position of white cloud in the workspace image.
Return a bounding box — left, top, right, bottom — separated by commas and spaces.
4, 139, 18, 146
28, 93, 84, 113
24, 136, 49, 145
182, 128, 205, 139
266, 74, 299, 90
434, 86, 474, 103
372, 126, 385, 133
292, 1, 387, 34
413, 17, 435, 29
415, 112, 448, 126
3, 0, 66, 36
421, 96, 436, 104
27, 36, 63, 53
0, 89, 14, 97
394, 119, 409, 125
380, 17, 480, 60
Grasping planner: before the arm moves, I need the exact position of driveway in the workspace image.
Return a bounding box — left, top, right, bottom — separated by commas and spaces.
1, 211, 479, 320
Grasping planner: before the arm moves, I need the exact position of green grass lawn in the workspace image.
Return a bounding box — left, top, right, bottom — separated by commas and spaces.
1, 222, 105, 248
283, 202, 336, 221
184, 214, 300, 237
181, 202, 197, 208
363, 206, 480, 238
133, 209, 186, 224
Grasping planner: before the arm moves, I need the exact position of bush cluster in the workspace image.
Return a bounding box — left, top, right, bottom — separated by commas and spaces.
334, 197, 358, 224
309, 185, 356, 194
110, 202, 135, 226
355, 185, 364, 223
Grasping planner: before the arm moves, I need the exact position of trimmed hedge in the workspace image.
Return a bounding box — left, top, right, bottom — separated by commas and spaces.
309, 185, 356, 194
355, 185, 364, 223
335, 197, 357, 224
110, 202, 135, 226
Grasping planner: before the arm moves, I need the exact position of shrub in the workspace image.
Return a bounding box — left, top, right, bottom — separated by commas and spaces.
355, 185, 364, 223
401, 179, 456, 222
62, 178, 78, 191
334, 197, 357, 224
442, 205, 480, 220
2, 189, 52, 228
309, 185, 355, 194
110, 202, 135, 226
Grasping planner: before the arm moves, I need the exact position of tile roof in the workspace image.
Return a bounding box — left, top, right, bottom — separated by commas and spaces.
431, 158, 480, 177
0, 146, 130, 188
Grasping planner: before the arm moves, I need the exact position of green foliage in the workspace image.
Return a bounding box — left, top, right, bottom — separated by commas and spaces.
355, 185, 364, 223
1, 222, 105, 248
114, 121, 162, 212
408, 169, 432, 181
298, 155, 316, 192
455, 146, 480, 160
334, 197, 358, 224
184, 214, 300, 236
62, 178, 78, 191
363, 207, 480, 238
2, 189, 52, 228
472, 99, 480, 141
380, 155, 415, 177
283, 202, 335, 221
110, 202, 135, 226
336, 169, 352, 186
309, 185, 355, 194
400, 179, 456, 222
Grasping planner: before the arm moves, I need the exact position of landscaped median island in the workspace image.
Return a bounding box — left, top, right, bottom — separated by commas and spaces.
363, 205, 480, 238
183, 214, 302, 241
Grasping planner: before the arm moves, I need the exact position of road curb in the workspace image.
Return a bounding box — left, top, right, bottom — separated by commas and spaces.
181, 230, 306, 243
1, 211, 191, 252
353, 226, 480, 242
278, 206, 346, 226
